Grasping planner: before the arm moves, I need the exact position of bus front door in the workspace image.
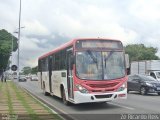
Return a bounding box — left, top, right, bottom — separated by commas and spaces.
67, 50, 74, 100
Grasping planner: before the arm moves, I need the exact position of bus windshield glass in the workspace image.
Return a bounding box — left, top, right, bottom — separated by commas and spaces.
76, 51, 125, 80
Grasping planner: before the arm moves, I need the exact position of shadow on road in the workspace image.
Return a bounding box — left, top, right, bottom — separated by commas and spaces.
69, 102, 122, 111
128, 91, 159, 96
49, 95, 121, 111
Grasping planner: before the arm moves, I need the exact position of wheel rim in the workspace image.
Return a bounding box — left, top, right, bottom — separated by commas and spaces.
141, 87, 146, 95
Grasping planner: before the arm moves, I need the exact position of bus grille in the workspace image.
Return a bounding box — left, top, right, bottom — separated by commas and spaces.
95, 94, 113, 99
92, 89, 115, 92
87, 82, 119, 88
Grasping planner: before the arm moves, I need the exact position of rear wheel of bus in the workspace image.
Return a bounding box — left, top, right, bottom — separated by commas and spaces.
62, 88, 70, 105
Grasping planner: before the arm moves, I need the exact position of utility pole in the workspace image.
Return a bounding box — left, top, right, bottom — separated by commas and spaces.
17, 0, 21, 82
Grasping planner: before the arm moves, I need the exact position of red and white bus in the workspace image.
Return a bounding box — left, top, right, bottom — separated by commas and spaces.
38, 38, 127, 105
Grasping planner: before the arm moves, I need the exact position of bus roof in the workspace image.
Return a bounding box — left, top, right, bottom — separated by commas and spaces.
38, 38, 121, 60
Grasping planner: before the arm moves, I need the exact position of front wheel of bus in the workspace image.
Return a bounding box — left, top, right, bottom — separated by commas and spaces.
62, 89, 70, 105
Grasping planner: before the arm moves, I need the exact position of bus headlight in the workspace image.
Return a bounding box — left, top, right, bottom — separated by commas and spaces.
117, 83, 126, 92
75, 84, 89, 94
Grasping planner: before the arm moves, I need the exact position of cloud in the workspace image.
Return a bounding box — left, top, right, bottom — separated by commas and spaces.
1, 0, 160, 70
17, 33, 70, 69
24, 20, 50, 36
129, 0, 160, 21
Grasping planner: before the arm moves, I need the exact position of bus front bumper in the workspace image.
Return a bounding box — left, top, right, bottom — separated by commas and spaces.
72, 89, 127, 104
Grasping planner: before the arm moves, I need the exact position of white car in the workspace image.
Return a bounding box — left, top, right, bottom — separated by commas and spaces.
31, 75, 38, 81
19, 75, 27, 82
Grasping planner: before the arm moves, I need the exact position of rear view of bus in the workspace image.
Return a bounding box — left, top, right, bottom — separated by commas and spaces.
73, 39, 127, 104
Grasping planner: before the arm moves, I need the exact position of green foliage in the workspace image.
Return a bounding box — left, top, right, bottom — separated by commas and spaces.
0, 29, 18, 70
31, 66, 38, 74
125, 44, 159, 62
22, 66, 32, 75
22, 66, 38, 75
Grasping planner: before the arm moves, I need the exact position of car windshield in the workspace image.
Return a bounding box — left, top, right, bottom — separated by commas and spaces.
156, 72, 160, 79
76, 51, 125, 80
140, 75, 157, 81
20, 75, 25, 78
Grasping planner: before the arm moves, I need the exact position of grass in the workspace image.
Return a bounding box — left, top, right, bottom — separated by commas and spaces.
15, 82, 63, 120
29, 93, 62, 120
11, 81, 40, 120
6, 83, 14, 114
0, 81, 62, 120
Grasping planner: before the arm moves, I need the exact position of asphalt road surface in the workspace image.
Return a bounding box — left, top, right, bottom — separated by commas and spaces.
18, 80, 160, 120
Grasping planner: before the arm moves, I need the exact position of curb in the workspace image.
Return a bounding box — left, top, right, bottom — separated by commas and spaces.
18, 84, 76, 120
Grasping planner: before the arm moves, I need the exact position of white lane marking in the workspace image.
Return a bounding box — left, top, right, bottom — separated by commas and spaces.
109, 102, 135, 110
22, 87, 78, 120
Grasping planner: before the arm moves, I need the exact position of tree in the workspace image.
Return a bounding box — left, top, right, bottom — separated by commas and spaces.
31, 66, 38, 74
0, 29, 18, 71
22, 66, 38, 75
22, 67, 31, 75
125, 44, 159, 62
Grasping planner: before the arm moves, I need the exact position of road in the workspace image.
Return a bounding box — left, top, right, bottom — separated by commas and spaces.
18, 80, 160, 120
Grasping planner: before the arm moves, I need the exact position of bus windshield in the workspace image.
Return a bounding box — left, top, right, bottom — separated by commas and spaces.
76, 51, 125, 80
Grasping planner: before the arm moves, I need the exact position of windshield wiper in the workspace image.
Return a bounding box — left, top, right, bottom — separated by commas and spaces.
87, 50, 98, 68
104, 51, 114, 68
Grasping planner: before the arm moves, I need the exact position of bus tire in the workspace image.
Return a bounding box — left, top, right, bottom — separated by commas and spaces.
44, 91, 50, 96
62, 88, 70, 105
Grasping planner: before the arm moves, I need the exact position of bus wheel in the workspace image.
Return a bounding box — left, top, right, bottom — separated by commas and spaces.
62, 89, 70, 105
44, 91, 50, 96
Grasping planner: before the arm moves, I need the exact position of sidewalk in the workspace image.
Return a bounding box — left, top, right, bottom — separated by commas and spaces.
0, 81, 62, 120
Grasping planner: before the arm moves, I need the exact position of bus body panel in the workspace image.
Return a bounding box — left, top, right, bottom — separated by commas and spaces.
42, 71, 50, 93
73, 88, 127, 104
51, 70, 68, 98
38, 70, 69, 99
37, 72, 41, 89
38, 70, 127, 104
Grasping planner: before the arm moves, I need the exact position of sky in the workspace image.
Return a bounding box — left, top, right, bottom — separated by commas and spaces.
0, 0, 160, 70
